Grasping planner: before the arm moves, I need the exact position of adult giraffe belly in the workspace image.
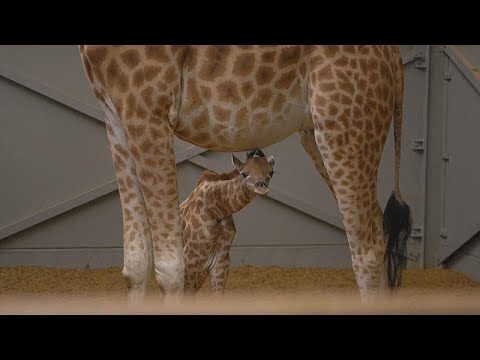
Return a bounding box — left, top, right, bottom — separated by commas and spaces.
175, 103, 310, 151
171, 45, 312, 151
173, 65, 313, 153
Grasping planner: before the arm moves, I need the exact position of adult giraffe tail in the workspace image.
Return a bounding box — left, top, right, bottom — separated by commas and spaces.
383, 46, 412, 290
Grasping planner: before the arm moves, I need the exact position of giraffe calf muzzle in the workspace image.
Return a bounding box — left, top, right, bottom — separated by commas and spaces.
254, 184, 270, 196
255, 180, 267, 188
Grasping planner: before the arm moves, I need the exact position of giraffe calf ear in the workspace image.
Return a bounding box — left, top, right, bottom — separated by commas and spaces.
267, 155, 276, 167
232, 155, 244, 170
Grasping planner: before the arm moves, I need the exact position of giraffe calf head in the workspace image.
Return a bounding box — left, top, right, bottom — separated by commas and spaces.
232, 149, 276, 196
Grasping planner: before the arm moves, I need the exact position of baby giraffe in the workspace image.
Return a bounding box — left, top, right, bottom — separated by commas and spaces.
180, 149, 276, 296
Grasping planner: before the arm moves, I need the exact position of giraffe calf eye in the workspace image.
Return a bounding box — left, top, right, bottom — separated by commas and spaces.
241, 172, 248, 178
269, 171, 275, 177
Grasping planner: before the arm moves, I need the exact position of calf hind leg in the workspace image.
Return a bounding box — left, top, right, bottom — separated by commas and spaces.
209, 217, 236, 296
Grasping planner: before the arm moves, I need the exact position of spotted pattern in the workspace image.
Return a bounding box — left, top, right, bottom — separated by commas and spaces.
79, 45, 406, 302
180, 153, 275, 295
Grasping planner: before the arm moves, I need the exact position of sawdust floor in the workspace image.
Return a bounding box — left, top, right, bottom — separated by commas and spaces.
1, 265, 479, 298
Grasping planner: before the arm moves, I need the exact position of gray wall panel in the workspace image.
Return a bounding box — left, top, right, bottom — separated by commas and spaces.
0, 45, 99, 111
453, 233, 480, 259
0, 77, 114, 230
0, 45, 478, 279
0, 192, 122, 249
456, 45, 480, 70
448, 252, 480, 282
440, 57, 480, 261
233, 196, 347, 247
230, 245, 351, 268
424, 46, 446, 267
0, 248, 123, 268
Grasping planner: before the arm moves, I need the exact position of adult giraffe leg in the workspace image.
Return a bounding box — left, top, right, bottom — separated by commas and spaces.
299, 128, 335, 195
307, 54, 411, 301
372, 201, 390, 294
300, 127, 392, 299
105, 116, 152, 305
80, 45, 185, 303
312, 127, 386, 302
122, 114, 185, 302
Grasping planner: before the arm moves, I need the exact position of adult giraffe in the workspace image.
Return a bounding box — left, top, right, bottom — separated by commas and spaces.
79, 45, 411, 303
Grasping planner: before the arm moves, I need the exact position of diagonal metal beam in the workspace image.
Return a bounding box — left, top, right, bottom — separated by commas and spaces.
0, 65, 105, 122
0, 179, 118, 241
443, 45, 480, 96
401, 45, 427, 66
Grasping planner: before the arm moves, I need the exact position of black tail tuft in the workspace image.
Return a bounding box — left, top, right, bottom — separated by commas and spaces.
383, 191, 412, 290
